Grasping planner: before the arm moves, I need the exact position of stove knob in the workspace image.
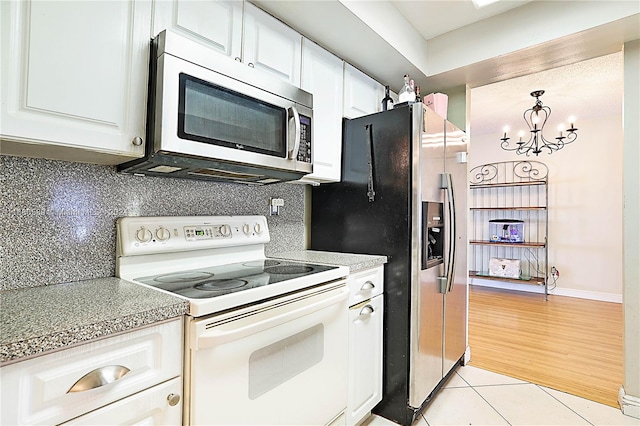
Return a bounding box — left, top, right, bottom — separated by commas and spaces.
156, 227, 171, 241
254, 223, 262, 235
220, 224, 232, 237
242, 223, 251, 235
135, 227, 152, 243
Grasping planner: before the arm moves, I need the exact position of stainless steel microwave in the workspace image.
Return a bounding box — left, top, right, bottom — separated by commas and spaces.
119, 30, 313, 185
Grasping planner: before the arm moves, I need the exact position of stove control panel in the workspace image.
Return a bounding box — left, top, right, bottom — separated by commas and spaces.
184, 224, 232, 241
117, 216, 270, 257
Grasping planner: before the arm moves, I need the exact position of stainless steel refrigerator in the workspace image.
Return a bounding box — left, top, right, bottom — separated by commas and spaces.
310, 104, 468, 425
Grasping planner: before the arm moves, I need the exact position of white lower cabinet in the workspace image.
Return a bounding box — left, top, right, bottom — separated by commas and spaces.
0, 319, 183, 425
346, 267, 384, 425
61, 377, 182, 425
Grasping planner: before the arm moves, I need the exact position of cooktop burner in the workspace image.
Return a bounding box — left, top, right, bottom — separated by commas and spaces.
194, 279, 249, 291
154, 271, 215, 283
242, 259, 281, 268
133, 259, 336, 300
264, 265, 314, 275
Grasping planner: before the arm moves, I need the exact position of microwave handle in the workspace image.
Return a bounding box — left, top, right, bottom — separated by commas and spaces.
287, 106, 301, 160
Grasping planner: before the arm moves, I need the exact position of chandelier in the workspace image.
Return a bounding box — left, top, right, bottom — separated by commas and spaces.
500, 90, 578, 156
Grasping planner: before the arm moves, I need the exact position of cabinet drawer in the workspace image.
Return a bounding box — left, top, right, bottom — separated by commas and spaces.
61, 377, 182, 425
347, 267, 384, 306
0, 319, 182, 425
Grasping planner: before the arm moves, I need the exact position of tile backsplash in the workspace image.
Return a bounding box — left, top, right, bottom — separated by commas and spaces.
0, 155, 306, 290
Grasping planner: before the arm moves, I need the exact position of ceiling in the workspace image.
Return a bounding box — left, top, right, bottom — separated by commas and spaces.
253, 0, 637, 93
391, 0, 533, 40
389, 0, 626, 138
470, 51, 624, 137
252, 0, 632, 136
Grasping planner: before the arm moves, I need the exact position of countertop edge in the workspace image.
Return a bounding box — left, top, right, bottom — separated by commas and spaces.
0, 301, 188, 365
0, 277, 189, 365
270, 250, 387, 274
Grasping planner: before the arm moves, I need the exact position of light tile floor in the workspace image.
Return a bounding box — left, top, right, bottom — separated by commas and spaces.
363, 365, 639, 426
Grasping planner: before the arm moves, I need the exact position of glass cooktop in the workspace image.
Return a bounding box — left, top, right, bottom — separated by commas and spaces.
133, 259, 336, 299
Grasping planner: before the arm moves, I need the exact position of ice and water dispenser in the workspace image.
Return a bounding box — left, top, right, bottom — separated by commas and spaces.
422, 202, 444, 269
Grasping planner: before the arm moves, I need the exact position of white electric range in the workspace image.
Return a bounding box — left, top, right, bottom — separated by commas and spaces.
116, 215, 350, 426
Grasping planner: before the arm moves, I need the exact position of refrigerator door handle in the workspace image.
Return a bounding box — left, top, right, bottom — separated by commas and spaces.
446, 173, 457, 292
437, 276, 448, 294
365, 124, 376, 202
440, 173, 457, 293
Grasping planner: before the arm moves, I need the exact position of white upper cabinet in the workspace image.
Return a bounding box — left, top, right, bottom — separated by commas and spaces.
343, 63, 384, 119
152, 0, 243, 60
153, 1, 302, 87
300, 39, 344, 183
242, 2, 302, 87
0, 0, 151, 164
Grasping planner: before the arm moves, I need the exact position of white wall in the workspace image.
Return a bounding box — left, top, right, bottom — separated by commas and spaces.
469, 64, 624, 301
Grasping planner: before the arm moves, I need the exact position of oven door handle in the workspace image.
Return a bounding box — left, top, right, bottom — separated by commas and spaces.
196, 287, 348, 349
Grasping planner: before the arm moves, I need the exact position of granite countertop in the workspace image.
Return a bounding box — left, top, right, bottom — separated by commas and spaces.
271, 250, 387, 273
0, 277, 188, 365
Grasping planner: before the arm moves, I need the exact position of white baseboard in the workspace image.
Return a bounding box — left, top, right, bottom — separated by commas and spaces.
551, 287, 622, 303
464, 346, 471, 365
619, 386, 640, 419
469, 278, 622, 303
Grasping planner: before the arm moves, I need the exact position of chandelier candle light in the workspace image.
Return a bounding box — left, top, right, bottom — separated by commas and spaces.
500, 90, 578, 156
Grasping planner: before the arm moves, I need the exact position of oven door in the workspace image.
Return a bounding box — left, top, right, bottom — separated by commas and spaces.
154, 52, 313, 174
185, 282, 349, 426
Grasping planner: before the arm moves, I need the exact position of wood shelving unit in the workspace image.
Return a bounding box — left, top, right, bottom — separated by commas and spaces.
468, 271, 546, 285
470, 207, 546, 211
469, 240, 545, 248
468, 161, 549, 298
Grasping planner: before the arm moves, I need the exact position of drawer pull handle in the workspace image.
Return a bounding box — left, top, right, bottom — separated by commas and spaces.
167, 393, 181, 406
67, 365, 131, 393
360, 281, 375, 291
359, 304, 375, 317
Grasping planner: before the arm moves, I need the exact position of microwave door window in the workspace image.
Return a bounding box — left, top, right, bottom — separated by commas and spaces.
178, 74, 286, 157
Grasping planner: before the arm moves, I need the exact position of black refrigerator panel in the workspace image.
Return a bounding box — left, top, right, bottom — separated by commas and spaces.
311, 106, 416, 425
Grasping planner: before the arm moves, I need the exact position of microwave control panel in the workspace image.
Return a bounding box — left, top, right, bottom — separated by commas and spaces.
297, 115, 312, 163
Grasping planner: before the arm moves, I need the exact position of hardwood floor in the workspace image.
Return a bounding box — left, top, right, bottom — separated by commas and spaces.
467, 284, 624, 408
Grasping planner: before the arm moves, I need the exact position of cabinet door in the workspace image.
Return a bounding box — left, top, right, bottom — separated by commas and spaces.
0, 0, 150, 164
300, 39, 344, 183
61, 377, 182, 425
347, 295, 384, 426
242, 2, 302, 86
343, 63, 384, 119
152, 0, 242, 60
0, 320, 182, 425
